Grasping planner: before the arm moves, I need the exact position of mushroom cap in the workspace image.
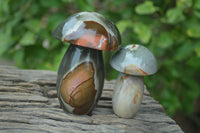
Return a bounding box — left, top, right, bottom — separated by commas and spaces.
53, 12, 121, 51
110, 44, 157, 76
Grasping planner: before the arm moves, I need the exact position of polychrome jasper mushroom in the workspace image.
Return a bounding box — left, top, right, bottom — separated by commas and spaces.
53, 12, 121, 115
110, 44, 157, 118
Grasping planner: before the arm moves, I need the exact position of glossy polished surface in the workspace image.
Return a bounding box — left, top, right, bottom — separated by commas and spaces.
110, 44, 157, 76
53, 12, 121, 51
56, 44, 104, 115
112, 73, 144, 118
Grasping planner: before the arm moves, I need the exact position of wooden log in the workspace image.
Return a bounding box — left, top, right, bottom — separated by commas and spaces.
0, 66, 183, 133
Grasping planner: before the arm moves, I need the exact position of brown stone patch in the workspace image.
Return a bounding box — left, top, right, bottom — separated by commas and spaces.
124, 64, 148, 75
60, 62, 96, 115
133, 94, 138, 104
63, 20, 119, 51
132, 45, 136, 48
120, 75, 129, 81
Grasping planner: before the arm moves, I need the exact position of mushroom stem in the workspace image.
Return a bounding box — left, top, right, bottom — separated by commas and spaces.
112, 73, 144, 118
56, 44, 104, 115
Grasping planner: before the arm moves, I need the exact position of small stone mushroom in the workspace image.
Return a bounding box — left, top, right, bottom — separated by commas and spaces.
110, 44, 157, 118
53, 12, 121, 115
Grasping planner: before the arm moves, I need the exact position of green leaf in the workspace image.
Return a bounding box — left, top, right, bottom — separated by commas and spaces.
135, 1, 158, 15
62, 0, 72, 2
0, 0, 9, 22
24, 19, 41, 33
194, 0, 200, 10
39, 0, 62, 7
28, 2, 39, 15
174, 43, 194, 61
52, 45, 68, 71
194, 43, 200, 57
120, 8, 133, 19
116, 20, 133, 34
187, 56, 200, 68
161, 88, 181, 116
19, 31, 35, 46
176, 0, 192, 9
185, 18, 200, 38
0, 0, 9, 12
77, 0, 94, 11
3, 11, 23, 35
48, 14, 66, 31
187, 28, 200, 38
24, 45, 48, 68
133, 22, 152, 44
103, 51, 119, 80
194, 10, 200, 18
157, 32, 173, 48
181, 76, 199, 114
105, 68, 119, 80
165, 7, 185, 24
170, 29, 186, 44
109, 0, 131, 6
0, 33, 13, 56
14, 49, 24, 67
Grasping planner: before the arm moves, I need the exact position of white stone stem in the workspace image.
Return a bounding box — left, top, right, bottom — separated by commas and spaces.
112, 73, 144, 118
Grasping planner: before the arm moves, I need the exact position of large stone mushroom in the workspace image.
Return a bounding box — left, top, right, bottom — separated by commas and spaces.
53, 12, 121, 115
110, 44, 157, 118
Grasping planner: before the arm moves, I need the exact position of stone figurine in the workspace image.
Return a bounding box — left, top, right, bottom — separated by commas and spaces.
110, 44, 157, 118
53, 12, 121, 115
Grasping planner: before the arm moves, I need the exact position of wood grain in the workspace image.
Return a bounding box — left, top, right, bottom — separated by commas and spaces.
0, 66, 183, 133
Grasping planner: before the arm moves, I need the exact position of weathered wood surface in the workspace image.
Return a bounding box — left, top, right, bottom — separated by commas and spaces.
0, 66, 183, 133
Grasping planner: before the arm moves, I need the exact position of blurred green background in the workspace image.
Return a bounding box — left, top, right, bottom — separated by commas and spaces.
0, 0, 200, 132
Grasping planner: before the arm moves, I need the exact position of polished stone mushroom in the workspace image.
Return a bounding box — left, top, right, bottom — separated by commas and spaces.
53, 12, 121, 115
110, 44, 157, 118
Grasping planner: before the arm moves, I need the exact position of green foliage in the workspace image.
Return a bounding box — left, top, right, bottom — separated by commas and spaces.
133, 22, 152, 44
164, 7, 185, 24
135, 1, 159, 15
0, 0, 200, 125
